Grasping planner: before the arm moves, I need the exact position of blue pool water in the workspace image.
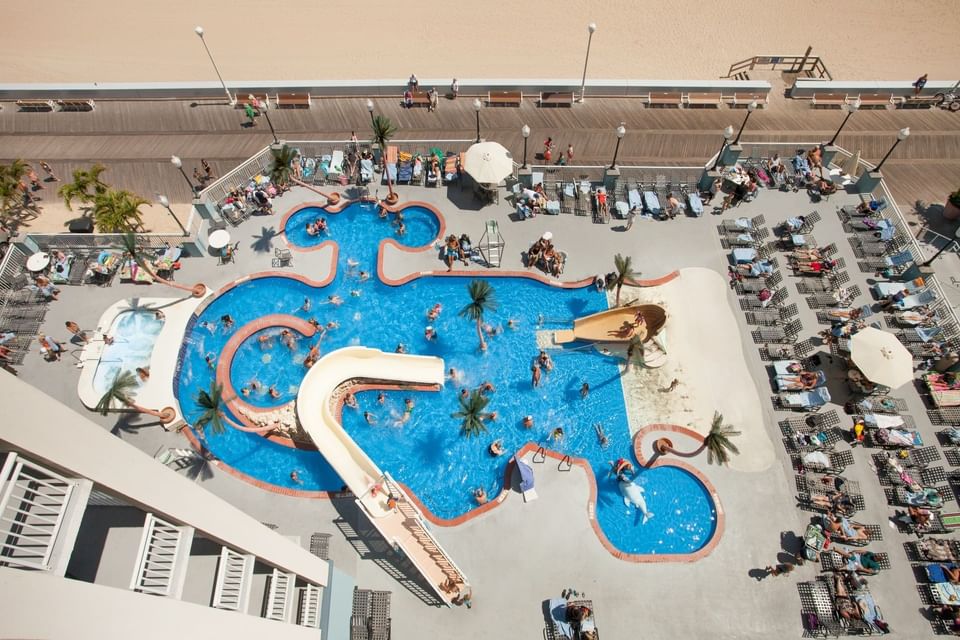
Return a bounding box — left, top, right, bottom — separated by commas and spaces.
284, 201, 441, 250
94, 310, 164, 396
175, 201, 717, 555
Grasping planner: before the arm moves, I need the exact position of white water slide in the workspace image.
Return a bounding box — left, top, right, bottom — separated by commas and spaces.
296, 347, 470, 604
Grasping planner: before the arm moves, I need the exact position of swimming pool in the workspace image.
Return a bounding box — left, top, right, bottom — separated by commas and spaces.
283, 201, 441, 251
93, 309, 164, 396
175, 200, 718, 556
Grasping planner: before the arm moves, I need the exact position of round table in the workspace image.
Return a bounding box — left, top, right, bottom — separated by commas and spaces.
26, 252, 50, 272
208, 229, 231, 250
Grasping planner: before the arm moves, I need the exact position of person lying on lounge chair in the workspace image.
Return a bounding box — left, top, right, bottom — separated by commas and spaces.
808, 491, 855, 515
780, 371, 821, 390
833, 573, 863, 621
735, 259, 774, 277
825, 512, 869, 541
795, 259, 837, 275
833, 548, 882, 575
896, 505, 933, 531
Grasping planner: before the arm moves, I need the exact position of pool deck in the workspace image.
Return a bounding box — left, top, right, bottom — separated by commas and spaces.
10, 177, 953, 637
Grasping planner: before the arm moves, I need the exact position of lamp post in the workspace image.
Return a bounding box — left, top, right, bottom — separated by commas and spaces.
256, 97, 278, 145
473, 98, 483, 143
194, 26, 234, 106
827, 98, 860, 146
366, 99, 375, 128
709, 126, 736, 171
609, 125, 626, 169
732, 101, 757, 145
579, 23, 597, 103
157, 194, 189, 236
170, 155, 196, 195
874, 127, 910, 172
521, 125, 530, 169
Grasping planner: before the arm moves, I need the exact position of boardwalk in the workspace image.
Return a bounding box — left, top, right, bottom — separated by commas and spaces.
2, 74, 959, 215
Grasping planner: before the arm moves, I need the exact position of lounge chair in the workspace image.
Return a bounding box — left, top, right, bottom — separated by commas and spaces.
627, 188, 642, 210
545, 199, 561, 215
722, 217, 753, 231
727, 232, 756, 247
861, 413, 905, 429
895, 486, 945, 509
50, 253, 75, 285
360, 158, 374, 183
884, 250, 914, 268
614, 201, 629, 219
777, 386, 831, 410
412, 158, 424, 183
643, 190, 661, 216
801, 450, 854, 474
546, 599, 574, 640
894, 288, 936, 310
397, 160, 413, 184
775, 370, 827, 392
327, 150, 344, 178
687, 192, 704, 217
871, 427, 922, 448
873, 279, 923, 298
732, 247, 758, 264
821, 550, 889, 574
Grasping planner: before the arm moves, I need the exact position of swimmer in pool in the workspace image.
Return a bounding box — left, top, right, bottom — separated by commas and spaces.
474, 487, 488, 505
302, 298, 311, 312
258, 334, 273, 349
377, 391, 386, 404
204, 353, 216, 368
344, 392, 358, 409
522, 415, 534, 429
364, 411, 377, 425
268, 385, 281, 399
489, 439, 505, 456
479, 381, 496, 394
549, 427, 564, 442
327, 295, 343, 306
447, 368, 461, 383
427, 303, 442, 321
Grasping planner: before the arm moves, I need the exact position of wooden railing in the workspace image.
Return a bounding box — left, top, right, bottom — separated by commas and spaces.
724, 54, 832, 81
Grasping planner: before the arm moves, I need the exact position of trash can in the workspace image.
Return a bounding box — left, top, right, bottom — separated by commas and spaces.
68, 218, 94, 233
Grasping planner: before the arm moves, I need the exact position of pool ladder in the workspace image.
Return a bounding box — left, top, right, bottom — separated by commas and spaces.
533, 446, 572, 471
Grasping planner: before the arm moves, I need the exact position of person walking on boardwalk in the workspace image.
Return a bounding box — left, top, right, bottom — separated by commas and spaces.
244, 102, 257, 127
913, 73, 928, 95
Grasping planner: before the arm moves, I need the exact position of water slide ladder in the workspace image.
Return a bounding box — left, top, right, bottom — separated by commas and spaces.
212, 546, 254, 611
381, 474, 470, 597
265, 567, 297, 622
0, 452, 88, 573
479, 219, 505, 268
129, 513, 194, 597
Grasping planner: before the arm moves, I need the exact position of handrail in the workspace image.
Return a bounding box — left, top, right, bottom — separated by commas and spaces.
724, 55, 832, 81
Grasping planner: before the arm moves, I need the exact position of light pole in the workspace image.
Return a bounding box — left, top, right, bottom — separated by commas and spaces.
709, 125, 736, 171
873, 127, 910, 172
579, 23, 597, 103
473, 98, 483, 143
366, 99, 375, 128
157, 194, 189, 236
521, 125, 530, 169
258, 97, 278, 145
827, 98, 860, 146
609, 125, 626, 169
732, 101, 757, 145
194, 26, 234, 106
170, 155, 196, 195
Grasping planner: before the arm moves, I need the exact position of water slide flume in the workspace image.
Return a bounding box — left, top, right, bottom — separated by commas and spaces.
295, 346, 470, 604
553, 302, 667, 345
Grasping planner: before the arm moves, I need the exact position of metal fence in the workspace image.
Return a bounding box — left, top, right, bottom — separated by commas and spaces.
198, 144, 274, 205
25, 233, 187, 252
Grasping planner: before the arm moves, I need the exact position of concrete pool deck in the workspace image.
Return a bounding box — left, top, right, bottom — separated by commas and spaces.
10, 176, 954, 637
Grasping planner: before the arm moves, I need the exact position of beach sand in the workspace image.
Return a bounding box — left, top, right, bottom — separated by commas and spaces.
3, 1, 958, 84
617, 268, 775, 473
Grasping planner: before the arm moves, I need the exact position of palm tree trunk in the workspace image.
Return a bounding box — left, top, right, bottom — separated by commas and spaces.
290, 177, 339, 204
476, 317, 487, 351
139, 262, 206, 298
127, 401, 176, 424
615, 282, 622, 306
222, 410, 281, 434
657, 440, 707, 458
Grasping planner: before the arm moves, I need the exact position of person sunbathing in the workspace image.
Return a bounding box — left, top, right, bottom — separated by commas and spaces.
833, 573, 863, 621
795, 259, 837, 274
920, 538, 956, 562
808, 491, 855, 515
791, 247, 826, 261
834, 548, 882, 575
780, 371, 820, 390
527, 239, 544, 267
826, 513, 869, 541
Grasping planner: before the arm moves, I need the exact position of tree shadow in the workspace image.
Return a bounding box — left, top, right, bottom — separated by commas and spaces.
182, 450, 217, 483
110, 413, 164, 436
330, 496, 444, 607
251, 226, 278, 254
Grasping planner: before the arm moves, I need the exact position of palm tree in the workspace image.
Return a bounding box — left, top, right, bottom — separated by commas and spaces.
96, 370, 176, 424
0, 161, 35, 223
121, 232, 206, 297
269, 145, 297, 187
92, 189, 149, 232
459, 280, 497, 351
58, 163, 109, 211
654, 411, 741, 466
624, 334, 645, 371
452, 389, 489, 438
605, 253, 640, 307
370, 114, 398, 203
194, 381, 277, 436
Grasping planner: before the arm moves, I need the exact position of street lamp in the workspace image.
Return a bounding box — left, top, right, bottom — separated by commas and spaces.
253, 95, 278, 145
170, 155, 196, 194
521, 125, 531, 169
366, 99, 375, 128
157, 194, 189, 236
609, 125, 626, 169
194, 26, 234, 106
473, 98, 483, 143
579, 23, 597, 103
709, 125, 736, 171
873, 127, 910, 172
732, 101, 757, 145
827, 98, 860, 146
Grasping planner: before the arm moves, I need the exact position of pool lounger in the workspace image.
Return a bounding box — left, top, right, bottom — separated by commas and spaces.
545, 200, 561, 215
687, 192, 704, 217
775, 370, 827, 392
643, 190, 661, 215
384, 163, 398, 183
547, 599, 574, 640
326, 150, 344, 177
628, 189, 642, 209
732, 247, 757, 264
614, 201, 629, 219
894, 289, 936, 310
722, 217, 752, 231
360, 158, 374, 182
873, 279, 923, 298
862, 413, 904, 429
778, 386, 831, 409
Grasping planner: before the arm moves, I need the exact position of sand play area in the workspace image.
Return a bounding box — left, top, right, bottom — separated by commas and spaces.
3, 1, 958, 84
614, 268, 775, 473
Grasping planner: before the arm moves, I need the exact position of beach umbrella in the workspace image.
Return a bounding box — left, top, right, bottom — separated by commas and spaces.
463, 141, 514, 184
849, 327, 913, 388
842, 150, 861, 179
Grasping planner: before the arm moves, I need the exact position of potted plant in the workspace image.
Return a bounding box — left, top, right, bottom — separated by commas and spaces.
945, 188, 960, 221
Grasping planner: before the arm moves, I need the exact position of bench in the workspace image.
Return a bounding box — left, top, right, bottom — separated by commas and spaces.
276, 93, 311, 108
684, 92, 722, 108
16, 99, 56, 112
725, 92, 769, 108
539, 91, 575, 108
487, 90, 522, 107
856, 93, 896, 109
811, 93, 847, 108
407, 91, 431, 108
236, 93, 270, 109
901, 95, 939, 109
57, 99, 95, 112
647, 92, 684, 108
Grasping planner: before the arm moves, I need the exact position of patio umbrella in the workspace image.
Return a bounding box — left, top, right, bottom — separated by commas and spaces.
849, 327, 913, 388
841, 150, 861, 179
463, 141, 513, 185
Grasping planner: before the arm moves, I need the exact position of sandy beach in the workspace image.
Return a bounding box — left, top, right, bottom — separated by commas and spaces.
3, 1, 958, 84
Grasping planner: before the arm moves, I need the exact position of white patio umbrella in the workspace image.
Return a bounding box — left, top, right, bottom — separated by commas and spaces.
463, 141, 514, 184
849, 327, 913, 389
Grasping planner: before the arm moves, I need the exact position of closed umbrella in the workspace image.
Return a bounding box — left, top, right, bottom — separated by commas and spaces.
850, 327, 913, 389
841, 150, 861, 179
463, 141, 514, 185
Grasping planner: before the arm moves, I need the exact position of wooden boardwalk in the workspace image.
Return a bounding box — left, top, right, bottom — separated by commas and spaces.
1, 75, 958, 211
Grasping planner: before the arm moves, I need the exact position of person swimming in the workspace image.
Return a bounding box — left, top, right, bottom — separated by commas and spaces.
427, 303, 442, 321
268, 385, 281, 399
489, 439, 505, 456
474, 487, 488, 505
611, 458, 634, 477
522, 415, 534, 429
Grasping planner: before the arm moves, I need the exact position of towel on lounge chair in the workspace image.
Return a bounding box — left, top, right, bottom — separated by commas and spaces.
614, 201, 629, 219
773, 360, 801, 376
874, 280, 923, 298
933, 582, 960, 605
360, 158, 374, 182
545, 200, 561, 215
885, 251, 913, 268
895, 289, 936, 310
548, 599, 574, 639
862, 413, 904, 429
852, 592, 886, 631
385, 163, 398, 183
747, 260, 773, 277
780, 386, 831, 408
874, 428, 921, 447
803, 451, 831, 469
926, 564, 958, 584
643, 191, 661, 214
732, 248, 757, 264
687, 192, 704, 217
628, 189, 642, 209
